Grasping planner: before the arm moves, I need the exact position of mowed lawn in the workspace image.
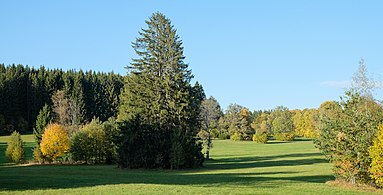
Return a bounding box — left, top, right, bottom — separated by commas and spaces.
0, 135, 381, 194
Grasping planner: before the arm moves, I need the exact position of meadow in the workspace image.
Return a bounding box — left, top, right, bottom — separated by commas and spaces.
0, 135, 381, 194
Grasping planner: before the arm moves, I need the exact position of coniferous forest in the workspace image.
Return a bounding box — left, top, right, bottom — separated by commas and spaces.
0, 64, 123, 135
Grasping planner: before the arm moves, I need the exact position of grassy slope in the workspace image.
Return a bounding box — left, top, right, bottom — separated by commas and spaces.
0, 136, 381, 194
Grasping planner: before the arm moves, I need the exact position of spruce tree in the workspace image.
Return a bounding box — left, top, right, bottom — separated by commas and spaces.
33, 104, 52, 145
118, 12, 204, 169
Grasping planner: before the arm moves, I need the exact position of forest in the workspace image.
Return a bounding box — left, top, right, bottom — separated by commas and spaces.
0, 64, 123, 134
2, 12, 383, 193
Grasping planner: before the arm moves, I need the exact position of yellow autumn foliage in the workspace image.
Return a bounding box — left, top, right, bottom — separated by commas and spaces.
369, 124, 383, 188
40, 123, 70, 161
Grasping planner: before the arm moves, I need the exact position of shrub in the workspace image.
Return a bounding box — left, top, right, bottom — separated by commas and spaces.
369, 124, 383, 188
5, 131, 24, 163
274, 132, 295, 141
33, 146, 44, 163
70, 119, 114, 164
40, 123, 70, 161
102, 117, 120, 164
252, 133, 268, 143
230, 132, 243, 141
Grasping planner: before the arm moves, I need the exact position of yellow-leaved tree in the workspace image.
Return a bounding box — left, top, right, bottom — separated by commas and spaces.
369, 124, 383, 188
40, 123, 70, 161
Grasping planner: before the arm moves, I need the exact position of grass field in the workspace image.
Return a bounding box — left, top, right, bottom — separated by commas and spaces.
0, 135, 382, 194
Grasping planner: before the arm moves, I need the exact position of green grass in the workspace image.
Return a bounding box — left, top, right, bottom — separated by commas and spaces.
0, 136, 381, 194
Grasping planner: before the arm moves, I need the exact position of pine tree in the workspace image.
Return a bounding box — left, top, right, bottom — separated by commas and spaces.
33, 104, 52, 145
118, 12, 204, 169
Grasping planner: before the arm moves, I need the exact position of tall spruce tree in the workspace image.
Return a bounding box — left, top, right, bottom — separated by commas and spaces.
118, 12, 204, 169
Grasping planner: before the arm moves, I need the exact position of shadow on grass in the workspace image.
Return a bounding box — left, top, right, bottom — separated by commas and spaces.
0, 151, 333, 191
0, 165, 333, 191
205, 152, 328, 170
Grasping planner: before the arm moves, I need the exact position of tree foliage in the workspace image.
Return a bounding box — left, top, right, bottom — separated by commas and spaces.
316, 62, 383, 185
270, 106, 294, 141
251, 112, 270, 143
33, 104, 52, 145
292, 109, 319, 138
316, 92, 383, 184
5, 131, 24, 163
117, 12, 204, 169
199, 96, 223, 159
369, 124, 383, 188
218, 104, 253, 141
70, 118, 116, 164
351, 59, 377, 99
40, 123, 70, 161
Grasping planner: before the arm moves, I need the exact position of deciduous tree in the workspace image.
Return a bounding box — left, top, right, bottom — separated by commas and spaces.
270, 106, 294, 141
199, 96, 223, 159
40, 123, 70, 161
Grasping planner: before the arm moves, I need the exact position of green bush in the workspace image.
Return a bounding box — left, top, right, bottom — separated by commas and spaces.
33, 146, 44, 163
274, 132, 295, 141
70, 118, 115, 164
230, 132, 243, 141
369, 124, 383, 188
252, 133, 268, 143
5, 131, 25, 163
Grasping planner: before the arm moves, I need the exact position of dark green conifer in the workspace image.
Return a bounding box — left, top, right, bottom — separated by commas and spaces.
118, 12, 204, 169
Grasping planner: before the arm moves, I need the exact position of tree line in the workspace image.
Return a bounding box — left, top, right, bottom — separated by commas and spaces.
0, 64, 123, 135
199, 99, 320, 143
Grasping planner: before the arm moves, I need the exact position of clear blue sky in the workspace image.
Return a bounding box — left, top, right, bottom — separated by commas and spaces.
1, 1, 383, 111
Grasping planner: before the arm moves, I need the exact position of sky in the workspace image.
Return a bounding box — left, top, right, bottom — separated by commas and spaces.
1, 1, 383, 111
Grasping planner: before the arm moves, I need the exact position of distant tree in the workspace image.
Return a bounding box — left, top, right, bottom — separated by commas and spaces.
117, 12, 204, 169
40, 123, 70, 161
270, 106, 294, 141
33, 104, 52, 145
5, 131, 24, 163
220, 104, 253, 141
51, 90, 70, 126
216, 117, 230, 139
238, 108, 253, 140
68, 72, 85, 125
291, 109, 303, 136
293, 109, 319, 138
251, 112, 270, 143
350, 59, 377, 99
302, 109, 320, 138
199, 96, 223, 159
